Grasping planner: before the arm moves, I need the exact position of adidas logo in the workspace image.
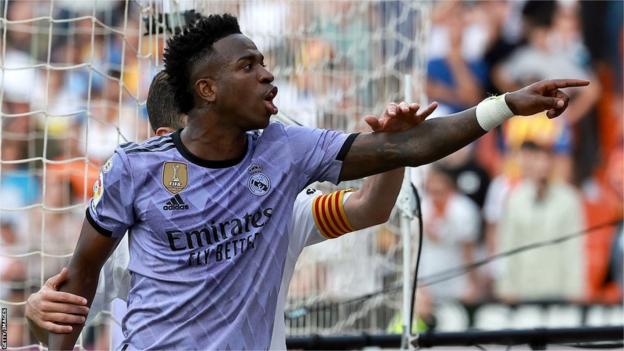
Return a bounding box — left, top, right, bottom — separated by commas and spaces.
163, 194, 189, 211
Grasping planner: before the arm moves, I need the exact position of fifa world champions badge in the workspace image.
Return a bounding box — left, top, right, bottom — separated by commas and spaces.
247, 164, 271, 196
162, 162, 189, 194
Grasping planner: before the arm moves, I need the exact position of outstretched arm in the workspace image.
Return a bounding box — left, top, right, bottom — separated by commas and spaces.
47, 219, 118, 350
339, 79, 589, 181
340, 108, 483, 181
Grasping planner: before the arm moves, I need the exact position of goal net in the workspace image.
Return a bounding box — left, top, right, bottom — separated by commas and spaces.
0, 0, 430, 348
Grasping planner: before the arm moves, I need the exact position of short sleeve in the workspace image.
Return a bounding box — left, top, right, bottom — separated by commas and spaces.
284, 125, 357, 188
86, 149, 135, 238
290, 189, 324, 251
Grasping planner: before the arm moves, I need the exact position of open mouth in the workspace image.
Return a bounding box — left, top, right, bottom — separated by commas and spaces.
263, 86, 278, 115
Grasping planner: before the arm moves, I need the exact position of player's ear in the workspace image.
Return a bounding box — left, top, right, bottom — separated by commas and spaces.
195, 78, 217, 103
155, 127, 175, 136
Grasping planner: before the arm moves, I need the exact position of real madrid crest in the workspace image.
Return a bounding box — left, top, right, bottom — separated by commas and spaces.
247, 164, 270, 196
162, 162, 188, 194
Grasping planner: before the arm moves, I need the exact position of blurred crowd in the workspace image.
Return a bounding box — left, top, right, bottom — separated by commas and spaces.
417, 0, 622, 306
394, 0, 622, 332
0, 0, 621, 346
286, 0, 623, 333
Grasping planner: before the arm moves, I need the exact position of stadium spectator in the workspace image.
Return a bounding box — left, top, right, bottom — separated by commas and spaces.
437, 145, 491, 296
604, 146, 623, 295
496, 141, 585, 302
418, 163, 481, 303
482, 141, 537, 297
439, 145, 490, 210
493, 0, 600, 183
493, 1, 598, 124
427, 1, 488, 115
480, 0, 523, 96
583, 139, 624, 303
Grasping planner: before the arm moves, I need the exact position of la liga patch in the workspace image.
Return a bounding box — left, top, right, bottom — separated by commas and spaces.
91, 172, 104, 212
102, 157, 113, 173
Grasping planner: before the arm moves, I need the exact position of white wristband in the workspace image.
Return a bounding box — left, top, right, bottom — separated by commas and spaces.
475, 93, 515, 131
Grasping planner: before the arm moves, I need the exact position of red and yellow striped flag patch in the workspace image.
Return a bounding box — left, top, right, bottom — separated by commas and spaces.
311, 189, 354, 239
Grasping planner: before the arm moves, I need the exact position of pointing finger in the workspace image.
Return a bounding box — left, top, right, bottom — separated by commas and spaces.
543, 79, 590, 90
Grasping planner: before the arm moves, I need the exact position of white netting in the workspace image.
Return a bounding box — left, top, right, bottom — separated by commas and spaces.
0, 0, 430, 348
0, 1, 154, 348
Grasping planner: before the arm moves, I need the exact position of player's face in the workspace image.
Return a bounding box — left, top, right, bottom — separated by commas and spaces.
211, 34, 277, 130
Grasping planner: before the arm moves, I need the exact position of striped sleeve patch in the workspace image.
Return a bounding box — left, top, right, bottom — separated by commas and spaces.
311, 189, 354, 239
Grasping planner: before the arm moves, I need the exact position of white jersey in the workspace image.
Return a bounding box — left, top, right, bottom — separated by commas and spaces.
87, 188, 353, 349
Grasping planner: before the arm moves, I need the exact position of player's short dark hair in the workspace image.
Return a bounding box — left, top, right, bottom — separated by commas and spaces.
163, 14, 241, 114
146, 70, 185, 131
522, 0, 557, 29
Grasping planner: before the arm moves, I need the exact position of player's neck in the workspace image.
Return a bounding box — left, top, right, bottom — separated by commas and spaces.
180, 114, 247, 162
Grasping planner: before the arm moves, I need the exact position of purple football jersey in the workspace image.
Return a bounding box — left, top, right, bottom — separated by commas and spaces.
87, 123, 354, 350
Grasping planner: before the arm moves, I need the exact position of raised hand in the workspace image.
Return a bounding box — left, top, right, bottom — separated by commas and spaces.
364, 101, 438, 133
505, 79, 590, 118
25, 268, 89, 333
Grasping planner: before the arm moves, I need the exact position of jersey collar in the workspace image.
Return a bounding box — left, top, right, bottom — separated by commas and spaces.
171, 129, 249, 169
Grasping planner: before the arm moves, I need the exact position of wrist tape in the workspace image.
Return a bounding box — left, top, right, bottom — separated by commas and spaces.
475, 93, 515, 131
